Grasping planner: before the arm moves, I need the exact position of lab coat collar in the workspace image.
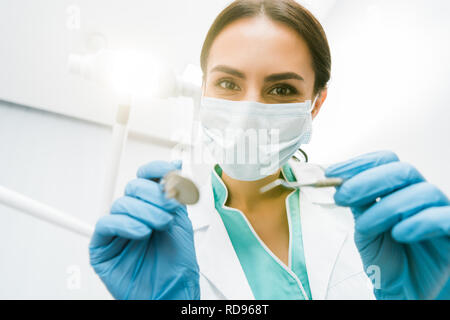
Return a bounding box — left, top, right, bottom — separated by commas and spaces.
289, 159, 350, 300
187, 174, 255, 299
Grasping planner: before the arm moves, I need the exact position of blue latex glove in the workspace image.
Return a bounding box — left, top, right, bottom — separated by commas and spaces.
89, 160, 200, 300
325, 151, 450, 300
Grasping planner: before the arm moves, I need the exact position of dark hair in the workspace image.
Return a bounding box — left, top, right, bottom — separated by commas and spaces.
200, 0, 331, 94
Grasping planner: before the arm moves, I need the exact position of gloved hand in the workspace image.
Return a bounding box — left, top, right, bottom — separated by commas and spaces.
89, 160, 200, 300
325, 151, 450, 300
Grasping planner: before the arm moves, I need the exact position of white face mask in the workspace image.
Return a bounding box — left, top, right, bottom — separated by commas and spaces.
199, 95, 318, 181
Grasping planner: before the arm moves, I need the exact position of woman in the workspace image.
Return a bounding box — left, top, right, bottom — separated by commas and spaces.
89, 0, 450, 300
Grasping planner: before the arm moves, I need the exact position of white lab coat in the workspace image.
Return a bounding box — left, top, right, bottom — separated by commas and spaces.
185, 159, 376, 300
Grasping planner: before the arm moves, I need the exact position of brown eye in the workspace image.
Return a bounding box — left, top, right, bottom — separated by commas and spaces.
269, 85, 298, 96
216, 79, 240, 91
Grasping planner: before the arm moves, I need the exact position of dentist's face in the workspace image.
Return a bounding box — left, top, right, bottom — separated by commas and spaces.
202, 16, 326, 118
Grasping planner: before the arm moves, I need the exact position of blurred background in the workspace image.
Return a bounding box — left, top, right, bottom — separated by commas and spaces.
0, 0, 449, 299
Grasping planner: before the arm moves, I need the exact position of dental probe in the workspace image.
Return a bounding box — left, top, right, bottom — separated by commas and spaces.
259, 177, 344, 194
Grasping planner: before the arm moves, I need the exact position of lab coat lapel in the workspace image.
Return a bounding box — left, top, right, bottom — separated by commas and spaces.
187, 175, 254, 300
289, 160, 350, 300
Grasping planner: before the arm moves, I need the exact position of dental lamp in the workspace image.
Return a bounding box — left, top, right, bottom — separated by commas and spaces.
68, 49, 201, 228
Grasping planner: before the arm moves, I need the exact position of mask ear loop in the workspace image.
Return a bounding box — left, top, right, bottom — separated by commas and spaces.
295, 94, 320, 163
308, 93, 320, 113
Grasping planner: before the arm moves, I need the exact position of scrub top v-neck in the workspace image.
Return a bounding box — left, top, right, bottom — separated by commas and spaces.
211, 162, 312, 300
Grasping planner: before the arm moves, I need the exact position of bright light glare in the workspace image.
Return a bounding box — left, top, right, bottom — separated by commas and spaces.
182, 64, 203, 87
108, 50, 160, 96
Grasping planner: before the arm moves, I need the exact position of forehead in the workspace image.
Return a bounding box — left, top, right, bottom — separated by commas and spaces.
206, 16, 313, 77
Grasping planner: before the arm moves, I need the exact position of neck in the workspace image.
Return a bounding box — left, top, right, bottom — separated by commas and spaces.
221, 168, 287, 211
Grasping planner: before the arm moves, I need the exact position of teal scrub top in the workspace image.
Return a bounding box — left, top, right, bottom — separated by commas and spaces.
211, 162, 312, 300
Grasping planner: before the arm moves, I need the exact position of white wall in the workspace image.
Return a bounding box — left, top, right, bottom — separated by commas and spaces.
305, 0, 450, 196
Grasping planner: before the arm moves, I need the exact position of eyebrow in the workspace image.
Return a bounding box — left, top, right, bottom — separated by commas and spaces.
210, 65, 304, 82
